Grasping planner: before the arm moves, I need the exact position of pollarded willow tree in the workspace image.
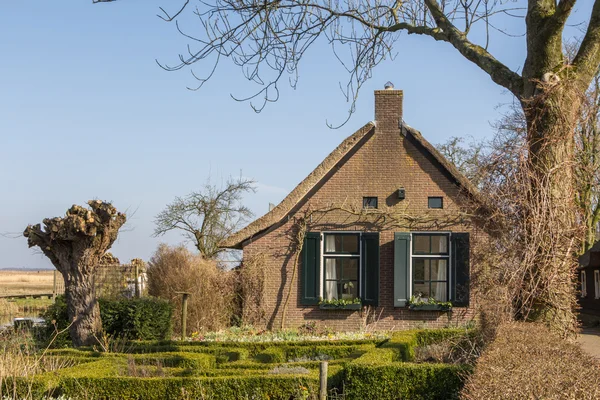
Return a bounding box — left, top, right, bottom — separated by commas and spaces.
145, 0, 600, 334
24, 201, 126, 346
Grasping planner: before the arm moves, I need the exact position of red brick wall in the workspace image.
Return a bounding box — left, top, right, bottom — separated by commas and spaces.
242, 90, 479, 331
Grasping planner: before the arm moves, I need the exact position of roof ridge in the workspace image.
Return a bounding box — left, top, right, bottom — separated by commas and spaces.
220, 121, 376, 248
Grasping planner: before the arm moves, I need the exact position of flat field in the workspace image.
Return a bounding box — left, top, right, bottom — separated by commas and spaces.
0, 269, 55, 296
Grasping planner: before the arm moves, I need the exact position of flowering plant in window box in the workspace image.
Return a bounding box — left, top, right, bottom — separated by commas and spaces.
407, 295, 452, 311
318, 297, 362, 310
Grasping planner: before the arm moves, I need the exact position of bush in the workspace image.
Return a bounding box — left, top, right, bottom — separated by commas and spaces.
461, 322, 600, 400
99, 297, 173, 340
42, 296, 172, 345
344, 362, 469, 400
380, 328, 471, 362
40, 295, 71, 347
57, 375, 318, 400
254, 348, 285, 363
147, 244, 235, 335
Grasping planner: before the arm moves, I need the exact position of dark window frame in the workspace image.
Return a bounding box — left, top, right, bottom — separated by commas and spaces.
411, 233, 451, 302
323, 256, 359, 301
412, 233, 450, 256
412, 258, 450, 301
323, 232, 360, 255
428, 196, 444, 209
322, 232, 361, 301
363, 197, 378, 209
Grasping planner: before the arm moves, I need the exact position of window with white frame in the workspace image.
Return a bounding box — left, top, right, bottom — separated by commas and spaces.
581, 271, 587, 298
595, 270, 600, 299
323, 233, 360, 301
412, 233, 450, 302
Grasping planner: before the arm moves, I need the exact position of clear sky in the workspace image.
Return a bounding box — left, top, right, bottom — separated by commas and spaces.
0, 1, 589, 269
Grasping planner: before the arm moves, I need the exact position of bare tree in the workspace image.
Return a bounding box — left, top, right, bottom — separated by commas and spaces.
154, 176, 256, 259
435, 136, 486, 187
23, 201, 126, 347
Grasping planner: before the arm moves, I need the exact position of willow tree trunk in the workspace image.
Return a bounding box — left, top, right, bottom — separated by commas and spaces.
64, 268, 102, 347
24, 201, 126, 347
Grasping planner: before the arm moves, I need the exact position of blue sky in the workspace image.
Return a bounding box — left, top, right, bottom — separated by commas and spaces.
0, 1, 589, 269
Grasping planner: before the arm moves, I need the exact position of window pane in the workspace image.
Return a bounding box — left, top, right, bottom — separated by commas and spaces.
431, 235, 448, 254
343, 258, 359, 280
325, 234, 359, 253
363, 197, 378, 209
325, 235, 336, 252
430, 259, 447, 281
325, 281, 338, 300
414, 235, 430, 253
343, 235, 359, 253
413, 259, 428, 281
431, 282, 447, 301
413, 283, 430, 298
428, 197, 443, 209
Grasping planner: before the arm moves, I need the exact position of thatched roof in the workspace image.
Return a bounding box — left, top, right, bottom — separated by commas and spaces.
220, 120, 483, 249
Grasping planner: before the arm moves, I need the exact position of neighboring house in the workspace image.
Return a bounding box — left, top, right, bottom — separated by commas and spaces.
579, 241, 600, 316
221, 87, 486, 330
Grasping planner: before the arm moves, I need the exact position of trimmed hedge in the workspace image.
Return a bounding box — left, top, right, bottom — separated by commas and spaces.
254, 347, 286, 363
344, 362, 471, 400
380, 328, 470, 362
131, 353, 216, 369
57, 375, 319, 400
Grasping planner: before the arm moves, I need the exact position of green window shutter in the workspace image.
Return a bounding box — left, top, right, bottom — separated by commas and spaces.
451, 233, 470, 307
361, 232, 380, 307
301, 232, 320, 305
394, 232, 411, 307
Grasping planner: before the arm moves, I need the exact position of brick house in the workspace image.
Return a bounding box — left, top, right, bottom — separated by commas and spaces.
578, 241, 600, 316
221, 87, 485, 330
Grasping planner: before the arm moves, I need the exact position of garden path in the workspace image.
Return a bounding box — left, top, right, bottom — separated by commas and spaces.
577, 328, 600, 360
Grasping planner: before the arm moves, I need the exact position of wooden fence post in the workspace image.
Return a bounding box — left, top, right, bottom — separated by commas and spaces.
319, 361, 328, 400
134, 263, 140, 298
175, 292, 191, 341
52, 270, 57, 301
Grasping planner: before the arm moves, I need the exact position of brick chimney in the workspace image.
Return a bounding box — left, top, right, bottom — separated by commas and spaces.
374, 83, 403, 133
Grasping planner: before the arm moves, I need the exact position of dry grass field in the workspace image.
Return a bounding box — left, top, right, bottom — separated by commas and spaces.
0, 270, 56, 296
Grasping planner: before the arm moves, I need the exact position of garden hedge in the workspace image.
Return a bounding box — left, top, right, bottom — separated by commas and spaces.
344, 362, 471, 400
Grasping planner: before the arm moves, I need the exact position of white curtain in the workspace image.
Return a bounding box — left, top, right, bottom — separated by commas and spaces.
433, 260, 447, 301
325, 235, 336, 252
325, 259, 338, 300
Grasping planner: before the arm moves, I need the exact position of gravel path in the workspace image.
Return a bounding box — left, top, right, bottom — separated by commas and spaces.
578, 328, 600, 359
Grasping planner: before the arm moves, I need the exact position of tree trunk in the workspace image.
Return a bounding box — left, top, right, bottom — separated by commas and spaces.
520, 82, 583, 334
64, 268, 102, 347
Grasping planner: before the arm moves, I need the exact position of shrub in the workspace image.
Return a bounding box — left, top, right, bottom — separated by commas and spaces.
344, 362, 469, 400
461, 322, 600, 400
40, 295, 71, 348
57, 375, 319, 400
99, 297, 172, 341
254, 348, 285, 363
42, 296, 172, 345
147, 244, 235, 335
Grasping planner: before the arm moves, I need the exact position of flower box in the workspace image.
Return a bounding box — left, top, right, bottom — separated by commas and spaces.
319, 303, 362, 310
408, 304, 452, 311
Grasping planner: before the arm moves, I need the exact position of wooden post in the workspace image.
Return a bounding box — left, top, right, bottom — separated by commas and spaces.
52, 270, 57, 301
134, 263, 140, 298
175, 292, 191, 341
319, 361, 328, 400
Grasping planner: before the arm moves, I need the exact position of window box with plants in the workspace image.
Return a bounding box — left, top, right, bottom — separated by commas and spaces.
318, 297, 362, 310
407, 295, 452, 311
